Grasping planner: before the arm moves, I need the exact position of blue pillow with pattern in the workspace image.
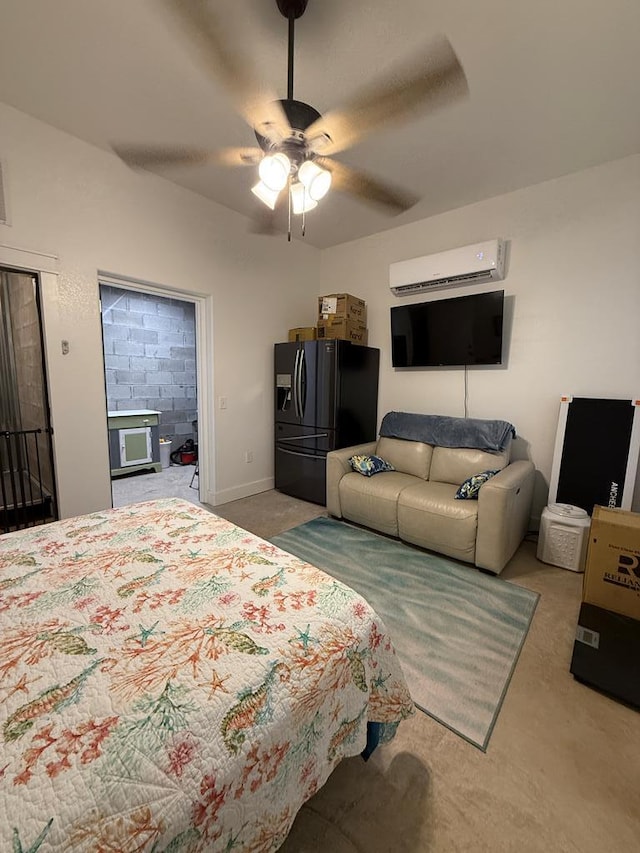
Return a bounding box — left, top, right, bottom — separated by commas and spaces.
349, 454, 395, 476
455, 469, 499, 499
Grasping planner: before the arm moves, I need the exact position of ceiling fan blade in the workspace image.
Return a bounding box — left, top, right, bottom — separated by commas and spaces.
212, 147, 263, 167
306, 36, 468, 156
161, 0, 291, 145
318, 158, 419, 213
113, 144, 262, 170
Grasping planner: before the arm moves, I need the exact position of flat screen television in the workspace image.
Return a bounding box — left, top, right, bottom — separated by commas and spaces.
391, 290, 504, 367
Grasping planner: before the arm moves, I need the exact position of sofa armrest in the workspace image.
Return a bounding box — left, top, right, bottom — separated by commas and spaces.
326, 441, 378, 517
475, 460, 535, 574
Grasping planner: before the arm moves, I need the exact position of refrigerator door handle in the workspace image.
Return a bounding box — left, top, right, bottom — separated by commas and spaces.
292, 348, 301, 419
298, 347, 306, 418
277, 433, 328, 441
277, 447, 323, 460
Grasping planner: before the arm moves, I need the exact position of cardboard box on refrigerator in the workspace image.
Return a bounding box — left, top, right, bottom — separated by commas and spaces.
288, 327, 316, 342
582, 505, 640, 620
317, 317, 368, 346
318, 294, 367, 324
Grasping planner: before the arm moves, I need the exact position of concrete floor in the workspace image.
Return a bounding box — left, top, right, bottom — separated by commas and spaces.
111, 463, 204, 510
110, 472, 640, 852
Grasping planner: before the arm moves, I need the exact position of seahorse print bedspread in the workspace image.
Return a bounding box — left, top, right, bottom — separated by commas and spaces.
0, 498, 413, 852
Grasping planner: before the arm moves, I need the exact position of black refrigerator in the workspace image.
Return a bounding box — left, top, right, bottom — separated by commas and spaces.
275, 339, 380, 504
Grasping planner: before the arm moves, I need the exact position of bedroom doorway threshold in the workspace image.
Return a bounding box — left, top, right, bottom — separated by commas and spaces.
110, 463, 208, 511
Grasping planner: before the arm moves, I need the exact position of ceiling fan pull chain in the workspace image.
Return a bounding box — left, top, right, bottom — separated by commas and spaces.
287, 176, 292, 241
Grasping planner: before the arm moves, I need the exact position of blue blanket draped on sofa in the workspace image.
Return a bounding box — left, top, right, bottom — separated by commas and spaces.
379, 412, 516, 453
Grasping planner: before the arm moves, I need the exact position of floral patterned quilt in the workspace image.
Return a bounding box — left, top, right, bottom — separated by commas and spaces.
0, 498, 413, 852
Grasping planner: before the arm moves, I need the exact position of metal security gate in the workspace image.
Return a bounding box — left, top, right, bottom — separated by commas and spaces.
0, 268, 57, 533
1, 428, 54, 532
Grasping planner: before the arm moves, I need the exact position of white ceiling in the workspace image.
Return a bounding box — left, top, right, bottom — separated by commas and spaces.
1, 0, 639, 249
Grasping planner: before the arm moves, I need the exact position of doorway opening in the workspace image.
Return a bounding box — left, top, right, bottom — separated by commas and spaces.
0, 266, 58, 532
99, 279, 207, 510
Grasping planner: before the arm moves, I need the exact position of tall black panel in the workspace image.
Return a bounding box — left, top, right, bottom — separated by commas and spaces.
553, 397, 638, 514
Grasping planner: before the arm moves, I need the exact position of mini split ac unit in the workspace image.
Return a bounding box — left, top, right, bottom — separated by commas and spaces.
389, 239, 506, 296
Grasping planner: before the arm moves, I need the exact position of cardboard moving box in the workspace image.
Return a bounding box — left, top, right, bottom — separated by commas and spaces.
288, 327, 316, 342
582, 506, 640, 620
318, 294, 366, 323
317, 317, 368, 346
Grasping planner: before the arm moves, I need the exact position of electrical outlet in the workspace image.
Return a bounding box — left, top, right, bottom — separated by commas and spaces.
244, 450, 253, 463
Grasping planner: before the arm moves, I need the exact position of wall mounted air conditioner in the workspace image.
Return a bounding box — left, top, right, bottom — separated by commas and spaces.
389, 239, 506, 296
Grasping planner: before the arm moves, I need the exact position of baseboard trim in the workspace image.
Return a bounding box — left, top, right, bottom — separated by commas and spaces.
209, 477, 274, 507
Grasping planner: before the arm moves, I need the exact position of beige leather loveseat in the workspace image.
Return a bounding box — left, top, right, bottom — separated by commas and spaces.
326, 414, 535, 575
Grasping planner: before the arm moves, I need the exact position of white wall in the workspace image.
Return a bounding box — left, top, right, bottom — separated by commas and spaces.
3, 99, 638, 524
0, 103, 320, 518
320, 154, 640, 520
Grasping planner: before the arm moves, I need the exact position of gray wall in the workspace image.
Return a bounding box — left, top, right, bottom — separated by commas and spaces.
101, 285, 197, 446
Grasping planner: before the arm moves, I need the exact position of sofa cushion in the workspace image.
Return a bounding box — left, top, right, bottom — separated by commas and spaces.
376, 436, 433, 480
339, 470, 418, 537
429, 446, 509, 486
398, 481, 478, 563
349, 454, 395, 476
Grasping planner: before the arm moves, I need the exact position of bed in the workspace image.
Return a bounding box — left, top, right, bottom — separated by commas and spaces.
0, 498, 413, 851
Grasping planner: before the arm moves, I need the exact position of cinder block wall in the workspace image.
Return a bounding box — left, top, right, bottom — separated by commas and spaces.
101, 285, 197, 446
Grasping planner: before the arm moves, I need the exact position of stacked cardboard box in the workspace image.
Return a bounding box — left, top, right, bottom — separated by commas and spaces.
570, 506, 640, 708
316, 293, 368, 345
288, 327, 316, 342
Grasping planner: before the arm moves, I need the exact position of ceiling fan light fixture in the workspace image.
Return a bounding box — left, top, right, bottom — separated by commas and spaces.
251, 180, 281, 210
290, 181, 317, 215
298, 159, 331, 201
258, 152, 291, 191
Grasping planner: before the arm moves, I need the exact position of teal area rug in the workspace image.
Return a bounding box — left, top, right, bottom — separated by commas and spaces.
271, 517, 539, 750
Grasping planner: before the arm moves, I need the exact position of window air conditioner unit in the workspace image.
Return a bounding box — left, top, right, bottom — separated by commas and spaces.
389, 239, 506, 296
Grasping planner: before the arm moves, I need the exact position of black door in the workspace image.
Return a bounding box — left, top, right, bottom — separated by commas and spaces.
275, 422, 337, 454
314, 340, 338, 430
274, 445, 328, 505
274, 341, 319, 428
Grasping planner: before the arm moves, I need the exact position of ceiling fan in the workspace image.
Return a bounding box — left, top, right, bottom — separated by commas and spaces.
114, 0, 469, 239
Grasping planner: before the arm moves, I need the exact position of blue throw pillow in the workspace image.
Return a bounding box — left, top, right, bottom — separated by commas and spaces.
349, 454, 395, 477
455, 469, 499, 499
